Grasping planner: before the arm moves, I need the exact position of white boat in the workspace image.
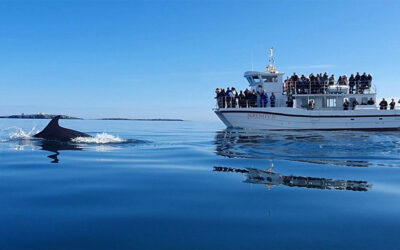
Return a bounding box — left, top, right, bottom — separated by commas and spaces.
214, 49, 400, 131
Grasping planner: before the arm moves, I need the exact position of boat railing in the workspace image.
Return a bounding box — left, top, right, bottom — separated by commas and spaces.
283, 80, 374, 95
215, 98, 287, 109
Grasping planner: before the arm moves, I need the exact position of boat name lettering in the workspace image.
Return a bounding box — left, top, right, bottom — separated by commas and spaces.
248, 113, 275, 119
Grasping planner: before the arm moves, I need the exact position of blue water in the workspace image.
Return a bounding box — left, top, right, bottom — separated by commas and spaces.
1, 119, 400, 249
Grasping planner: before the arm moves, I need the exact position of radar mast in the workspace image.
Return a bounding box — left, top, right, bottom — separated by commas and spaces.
266, 47, 276, 73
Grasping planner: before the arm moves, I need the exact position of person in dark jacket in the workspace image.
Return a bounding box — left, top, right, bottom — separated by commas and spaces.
367, 74, 373, 89
379, 98, 388, 110
390, 99, 396, 110
250, 90, 257, 107
367, 98, 375, 105
238, 91, 246, 108
343, 99, 350, 110
355, 72, 361, 93
349, 74, 355, 94
270, 92, 276, 107
286, 96, 294, 108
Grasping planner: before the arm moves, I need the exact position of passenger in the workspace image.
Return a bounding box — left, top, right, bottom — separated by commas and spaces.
238, 91, 246, 108
355, 72, 361, 93
349, 74, 355, 94
270, 92, 276, 107
390, 99, 396, 110
262, 90, 269, 108
367, 74, 373, 89
367, 98, 375, 105
328, 74, 335, 86
256, 84, 263, 107
309, 73, 316, 94
352, 99, 359, 110
225, 87, 232, 108
220, 88, 226, 107
342, 74, 348, 86
286, 96, 294, 108
244, 88, 251, 107
250, 90, 257, 107
379, 98, 388, 110
215, 88, 223, 108
361, 72, 368, 89
337, 76, 342, 86
320, 73, 328, 93
308, 100, 315, 110
343, 99, 350, 110
231, 87, 238, 108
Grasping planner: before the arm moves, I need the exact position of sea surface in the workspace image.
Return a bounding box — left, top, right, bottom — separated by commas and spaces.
1, 118, 400, 249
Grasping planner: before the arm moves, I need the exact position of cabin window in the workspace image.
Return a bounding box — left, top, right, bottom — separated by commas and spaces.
261, 76, 278, 83
247, 77, 253, 85
326, 98, 337, 108
252, 76, 261, 83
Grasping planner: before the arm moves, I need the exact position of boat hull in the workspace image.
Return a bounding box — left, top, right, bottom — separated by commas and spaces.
215, 107, 400, 130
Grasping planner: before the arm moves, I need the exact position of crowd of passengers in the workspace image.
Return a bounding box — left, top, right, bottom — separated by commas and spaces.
285, 72, 373, 94
215, 86, 294, 108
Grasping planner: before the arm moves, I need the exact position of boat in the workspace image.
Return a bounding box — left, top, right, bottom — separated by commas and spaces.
214, 49, 400, 130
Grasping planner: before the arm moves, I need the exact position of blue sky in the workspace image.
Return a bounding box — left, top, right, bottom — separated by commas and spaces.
0, 0, 399, 120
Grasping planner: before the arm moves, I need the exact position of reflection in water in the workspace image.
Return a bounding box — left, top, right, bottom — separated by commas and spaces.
214, 129, 400, 167
37, 140, 83, 163
214, 166, 372, 192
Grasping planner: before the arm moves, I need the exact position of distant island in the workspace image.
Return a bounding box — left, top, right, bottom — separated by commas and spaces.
0, 113, 81, 119
97, 118, 184, 121
0, 113, 183, 121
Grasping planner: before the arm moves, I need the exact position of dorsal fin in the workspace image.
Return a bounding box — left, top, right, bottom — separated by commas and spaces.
43, 115, 61, 131
33, 115, 61, 138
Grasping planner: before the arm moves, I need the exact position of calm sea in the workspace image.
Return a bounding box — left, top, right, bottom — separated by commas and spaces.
1, 119, 400, 249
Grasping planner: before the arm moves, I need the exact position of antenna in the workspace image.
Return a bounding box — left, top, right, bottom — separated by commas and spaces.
251, 50, 254, 71
266, 47, 276, 73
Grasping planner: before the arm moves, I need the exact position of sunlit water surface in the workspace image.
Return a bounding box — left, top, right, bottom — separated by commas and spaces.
1, 119, 400, 249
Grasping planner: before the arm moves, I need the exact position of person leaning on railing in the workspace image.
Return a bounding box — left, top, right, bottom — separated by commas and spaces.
379, 98, 388, 110
270, 92, 276, 107
390, 99, 396, 110
343, 99, 350, 110
238, 91, 246, 108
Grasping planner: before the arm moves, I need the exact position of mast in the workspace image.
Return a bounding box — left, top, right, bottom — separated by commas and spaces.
266, 47, 276, 73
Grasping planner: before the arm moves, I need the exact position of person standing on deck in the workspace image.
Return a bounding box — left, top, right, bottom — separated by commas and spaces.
270, 92, 276, 107
262, 90, 269, 108
286, 96, 294, 108
349, 74, 355, 94
355, 72, 361, 93
343, 99, 350, 110
390, 99, 396, 110
256, 84, 263, 107
379, 98, 388, 110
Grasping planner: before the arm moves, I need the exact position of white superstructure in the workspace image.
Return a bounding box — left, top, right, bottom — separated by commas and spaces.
214, 49, 400, 131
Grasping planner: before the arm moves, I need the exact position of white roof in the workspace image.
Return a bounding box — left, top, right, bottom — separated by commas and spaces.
244, 71, 285, 77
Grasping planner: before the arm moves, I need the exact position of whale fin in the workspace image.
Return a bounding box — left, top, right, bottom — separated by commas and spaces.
34, 116, 91, 141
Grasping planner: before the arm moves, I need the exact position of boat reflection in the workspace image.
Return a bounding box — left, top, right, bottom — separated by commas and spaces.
213, 166, 372, 192
214, 129, 381, 167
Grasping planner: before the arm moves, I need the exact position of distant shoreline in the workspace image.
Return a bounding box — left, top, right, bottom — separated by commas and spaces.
0, 114, 81, 119
0, 114, 183, 121
97, 118, 184, 121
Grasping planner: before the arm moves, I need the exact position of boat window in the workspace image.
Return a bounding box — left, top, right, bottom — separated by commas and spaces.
252, 76, 261, 83
247, 77, 253, 84
261, 76, 278, 83
326, 98, 337, 108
